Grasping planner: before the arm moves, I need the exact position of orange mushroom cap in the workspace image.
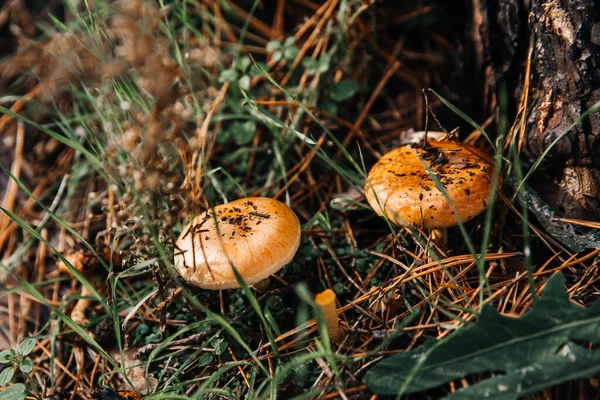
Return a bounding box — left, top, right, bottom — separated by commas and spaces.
365, 140, 500, 229
174, 197, 301, 289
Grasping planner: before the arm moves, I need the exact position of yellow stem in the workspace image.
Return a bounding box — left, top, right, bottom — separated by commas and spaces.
71, 285, 92, 325
252, 277, 270, 293
430, 228, 447, 253
315, 289, 343, 343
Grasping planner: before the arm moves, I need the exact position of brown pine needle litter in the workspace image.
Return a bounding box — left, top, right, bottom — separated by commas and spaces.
0, 1, 599, 399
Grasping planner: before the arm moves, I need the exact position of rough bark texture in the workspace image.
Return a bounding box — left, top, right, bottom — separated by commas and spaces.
478, 0, 600, 221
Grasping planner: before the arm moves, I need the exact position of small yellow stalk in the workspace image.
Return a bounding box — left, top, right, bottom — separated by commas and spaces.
315, 289, 343, 343
71, 284, 93, 325
429, 228, 448, 258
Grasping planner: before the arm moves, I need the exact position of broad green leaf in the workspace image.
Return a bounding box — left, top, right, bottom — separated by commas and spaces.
266, 40, 281, 52
271, 51, 283, 63
302, 55, 330, 75
446, 344, 600, 399
0, 366, 15, 385
18, 359, 33, 374
237, 75, 250, 91
229, 120, 256, 146
0, 383, 26, 400
236, 56, 251, 72
302, 57, 317, 70
317, 54, 331, 73
196, 353, 213, 367
283, 46, 299, 61
249, 62, 269, 77
283, 36, 296, 47
18, 338, 36, 356
365, 273, 600, 397
218, 69, 238, 84
318, 99, 338, 115
329, 79, 359, 102
0, 351, 12, 364
211, 338, 228, 356
216, 128, 232, 144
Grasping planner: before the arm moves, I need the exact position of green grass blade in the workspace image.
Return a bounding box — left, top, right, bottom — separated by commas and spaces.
428, 89, 495, 151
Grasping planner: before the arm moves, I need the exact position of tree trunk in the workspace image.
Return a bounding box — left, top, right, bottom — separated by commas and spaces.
476, 0, 600, 221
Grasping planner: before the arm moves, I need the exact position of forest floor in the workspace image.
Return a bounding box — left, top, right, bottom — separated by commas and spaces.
1, 1, 600, 399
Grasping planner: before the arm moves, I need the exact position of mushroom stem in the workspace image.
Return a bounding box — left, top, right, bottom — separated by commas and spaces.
430, 228, 448, 255
71, 284, 93, 325
315, 289, 343, 344
252, 277, 270, 293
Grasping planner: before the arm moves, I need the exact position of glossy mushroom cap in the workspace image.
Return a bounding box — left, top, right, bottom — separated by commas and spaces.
365, 140, 499, 229
174, 197, 301, 289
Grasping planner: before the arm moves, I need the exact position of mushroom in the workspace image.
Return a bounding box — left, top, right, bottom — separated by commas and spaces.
315, 289, 343, 343
57, 247, 98, 325
364, 139, 500, 255
174, 197, 301, 290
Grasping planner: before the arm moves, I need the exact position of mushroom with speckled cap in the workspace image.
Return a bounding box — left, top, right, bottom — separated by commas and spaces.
174, 197, 301, 290
364, 140, 500, 254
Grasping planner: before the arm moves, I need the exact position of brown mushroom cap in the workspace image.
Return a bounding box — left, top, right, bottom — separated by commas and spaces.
365, 140, 499, 229
56, 247, 96, 278
174, 197, 301, 289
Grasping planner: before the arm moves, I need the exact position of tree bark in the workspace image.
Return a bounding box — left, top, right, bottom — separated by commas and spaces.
477, 0, 600, 221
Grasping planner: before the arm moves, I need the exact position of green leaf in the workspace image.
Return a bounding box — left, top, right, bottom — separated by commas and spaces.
0, 383, 26, 400
216, 128, 232, 144
249, 62, 269, 77
365, 273, 600, 397
329, 80, 359, 102
318, 99, 338, 116
218, 69, 238, 83
445, 344, 600, 400
317, 54, 331, 73
283, 47, 299, 61
229, 120, 256, 146
303, 55, 330, 75
266, 40, 281, 52
236, 56, 251, 72
237, 75, 250, 91
212, 338, 228, 356
18, 338, 36, 357
271, 51, 283, 63
0, 351, 12, 364
302, 57, 318, 73
197, 353, 213, 367
18, 359, 33, 374
0, 367, 15, 385
283, 36, 296, 47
